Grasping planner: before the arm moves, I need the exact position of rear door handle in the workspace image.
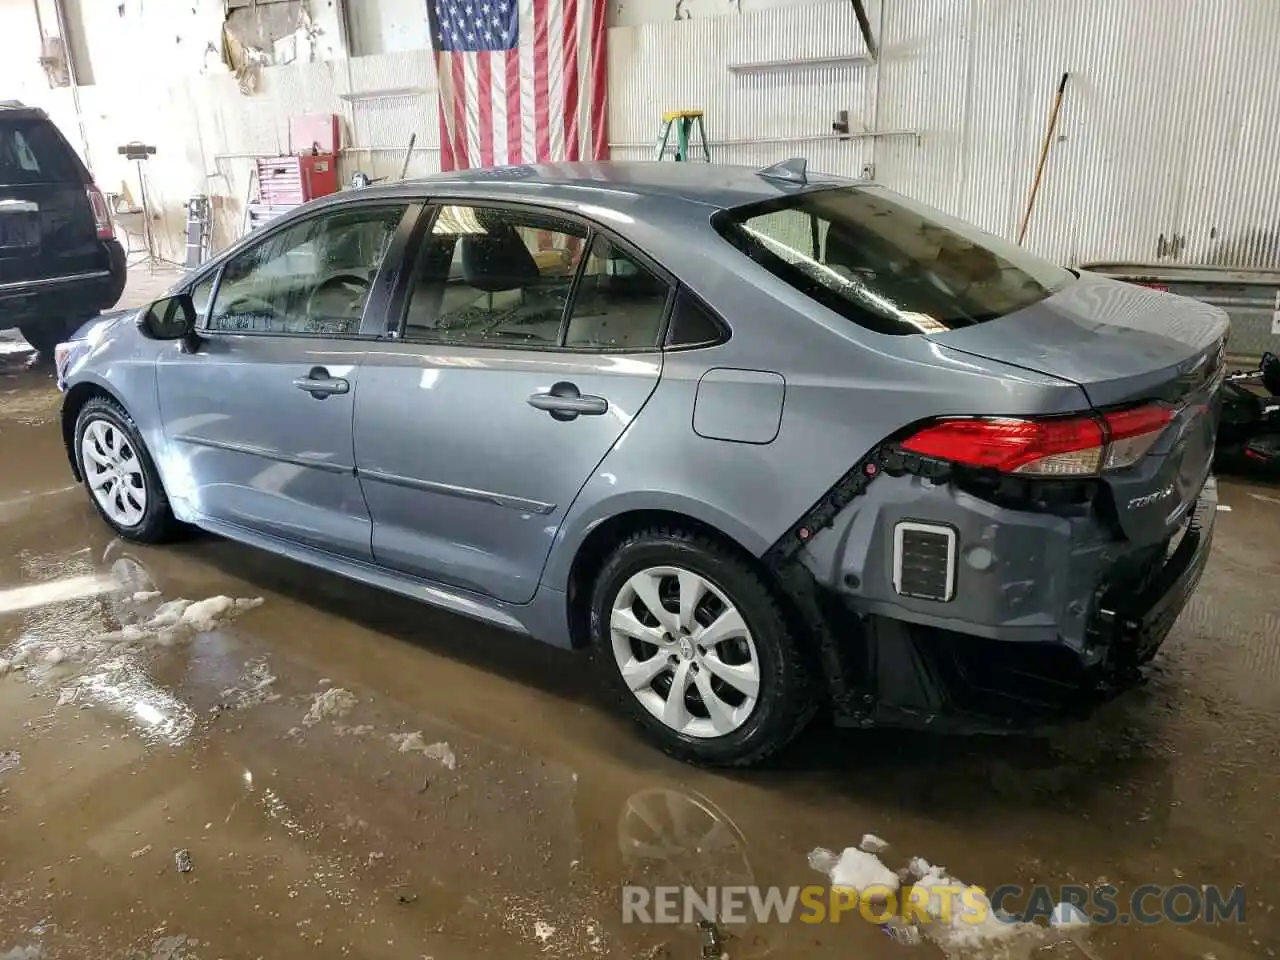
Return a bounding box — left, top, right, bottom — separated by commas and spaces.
293, 366, 349, 398
528, 381, 608, 421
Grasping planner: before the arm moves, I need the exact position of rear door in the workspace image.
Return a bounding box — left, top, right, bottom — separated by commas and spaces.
156, 201, 417, 560
353, 202, 671, 604
0, 115, 103, 293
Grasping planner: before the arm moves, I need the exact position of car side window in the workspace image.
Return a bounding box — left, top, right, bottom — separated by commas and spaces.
401, 204, 587, 347
665, 290, 726, 348
207, 204, 407, 336
562, 235, 671, 350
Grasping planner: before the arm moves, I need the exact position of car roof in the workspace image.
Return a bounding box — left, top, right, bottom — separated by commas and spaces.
360, 160, 859, 212
0, 101, 48, 122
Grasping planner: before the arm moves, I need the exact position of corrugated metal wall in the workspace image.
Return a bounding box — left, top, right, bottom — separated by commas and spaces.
870, 0, 1280, 268
610, 0, 1280, 269
6, 0, 1276, 268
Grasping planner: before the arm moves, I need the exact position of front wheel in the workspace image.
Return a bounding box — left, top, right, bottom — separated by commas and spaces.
590, 527, 815, 767
74, 396, 183, 543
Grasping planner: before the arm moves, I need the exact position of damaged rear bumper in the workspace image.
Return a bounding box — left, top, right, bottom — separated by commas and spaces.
768, 457, 1218, 734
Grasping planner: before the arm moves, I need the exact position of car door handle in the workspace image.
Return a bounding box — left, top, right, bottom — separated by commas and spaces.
528, 382, 608, 420
293, 367, 349, 398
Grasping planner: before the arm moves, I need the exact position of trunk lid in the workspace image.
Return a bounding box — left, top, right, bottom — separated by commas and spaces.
927, 272, 1229, 545
0, 115, 102, 290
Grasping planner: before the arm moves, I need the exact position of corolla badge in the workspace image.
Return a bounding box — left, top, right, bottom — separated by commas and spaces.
1128, 484, 1175, 510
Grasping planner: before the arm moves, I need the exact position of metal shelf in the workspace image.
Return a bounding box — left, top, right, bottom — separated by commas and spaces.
611, 130, 919, 151
339, 87, 428, 103
727, 54, 873, 74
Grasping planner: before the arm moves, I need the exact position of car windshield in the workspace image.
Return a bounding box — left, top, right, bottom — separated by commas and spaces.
713, 185, 1074, 336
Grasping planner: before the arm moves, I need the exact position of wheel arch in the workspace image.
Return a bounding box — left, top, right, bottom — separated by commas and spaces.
61, 379, 126, 481
561, 507, 811, 660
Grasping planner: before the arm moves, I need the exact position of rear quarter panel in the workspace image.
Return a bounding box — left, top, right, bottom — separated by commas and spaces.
540, 220, 1093, 588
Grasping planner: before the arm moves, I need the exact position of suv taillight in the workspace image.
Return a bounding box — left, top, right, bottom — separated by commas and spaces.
901, 403, 1175, 477
86, 185, 114, 240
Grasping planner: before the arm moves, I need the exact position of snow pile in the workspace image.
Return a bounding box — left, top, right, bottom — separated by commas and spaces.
906, 857, 1032, 950
4, 593, 266, 677
389, 731, 457, 769
809, 839, 1089, 958
1049, 901, 1090, 928
302, 687, 357, 726
335, 724, 375, 737
147, 596, 263, 633
860, 833, 889, 853
219, 658, 279, 710
808, 846, 900, 893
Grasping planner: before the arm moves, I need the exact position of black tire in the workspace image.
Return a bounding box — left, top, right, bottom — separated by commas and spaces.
19, 316, 86, 357
589, 526, 815, 767
73, 396, 183, 544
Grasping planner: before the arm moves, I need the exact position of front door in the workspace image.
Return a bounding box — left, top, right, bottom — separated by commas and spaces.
155, 202, 414, 560
353, 203, 672, 604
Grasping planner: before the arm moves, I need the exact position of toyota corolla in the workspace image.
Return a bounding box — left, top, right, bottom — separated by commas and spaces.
54, 160, 1227, 766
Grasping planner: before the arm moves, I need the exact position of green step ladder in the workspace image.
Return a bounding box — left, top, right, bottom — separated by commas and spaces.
655, 109, 710, 162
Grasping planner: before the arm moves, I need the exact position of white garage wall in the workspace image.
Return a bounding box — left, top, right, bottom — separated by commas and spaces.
0, 0, 1276, 269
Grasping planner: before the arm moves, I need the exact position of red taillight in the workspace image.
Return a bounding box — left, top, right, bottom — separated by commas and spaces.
1100, 403, 1175, 470
901, 403, 1173, 477
86, 185, 114, 240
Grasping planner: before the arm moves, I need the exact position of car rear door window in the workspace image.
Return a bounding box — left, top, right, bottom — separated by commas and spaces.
207, 204, 406, 336
0, 119, 82, 184
714, 185, 1074, 336
401, 204, 587, 346
562, 236, 671, 350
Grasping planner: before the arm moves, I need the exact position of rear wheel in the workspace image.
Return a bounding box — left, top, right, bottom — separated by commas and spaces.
74, 396, 182, 544
19, 316, 84, 357
590, 527, 815, 767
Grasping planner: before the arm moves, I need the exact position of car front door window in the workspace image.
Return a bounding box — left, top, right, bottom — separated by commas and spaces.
208, 205, 407, 336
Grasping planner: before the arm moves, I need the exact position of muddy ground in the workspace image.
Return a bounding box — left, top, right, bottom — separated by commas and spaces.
1, 276, 1278, 959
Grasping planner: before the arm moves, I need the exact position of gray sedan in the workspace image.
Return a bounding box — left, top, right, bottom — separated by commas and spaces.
54, 160, 1227, 766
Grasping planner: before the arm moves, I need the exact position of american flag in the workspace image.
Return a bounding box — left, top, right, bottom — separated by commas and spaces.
429, 0, 607, 170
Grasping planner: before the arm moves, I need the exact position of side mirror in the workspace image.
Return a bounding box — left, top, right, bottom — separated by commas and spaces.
137, 294, 201, 351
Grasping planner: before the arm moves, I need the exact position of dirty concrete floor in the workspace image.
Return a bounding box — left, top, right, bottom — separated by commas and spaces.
2, 276, 1280, 960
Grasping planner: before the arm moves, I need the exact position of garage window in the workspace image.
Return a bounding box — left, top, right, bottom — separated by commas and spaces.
714, 186, 1074, 336
207, 205, 407, 336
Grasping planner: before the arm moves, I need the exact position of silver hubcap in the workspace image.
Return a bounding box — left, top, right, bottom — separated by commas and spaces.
610, 565, 761, 739
81, 418, 147, 528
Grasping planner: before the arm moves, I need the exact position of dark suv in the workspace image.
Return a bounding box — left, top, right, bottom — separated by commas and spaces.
0, 102, 125, 356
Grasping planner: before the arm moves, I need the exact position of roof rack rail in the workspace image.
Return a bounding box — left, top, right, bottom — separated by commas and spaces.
756, 157, 808, 186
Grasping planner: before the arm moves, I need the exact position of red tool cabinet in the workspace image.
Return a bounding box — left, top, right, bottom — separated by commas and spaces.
254, 154, 339, 206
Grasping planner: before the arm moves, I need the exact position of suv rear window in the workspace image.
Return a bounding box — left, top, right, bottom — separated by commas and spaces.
0, 118, 82, 185
713, 185, 1074, 336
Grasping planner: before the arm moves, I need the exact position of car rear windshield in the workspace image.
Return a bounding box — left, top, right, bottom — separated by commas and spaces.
713, 185, 1074, 336
0, 118, 83, 185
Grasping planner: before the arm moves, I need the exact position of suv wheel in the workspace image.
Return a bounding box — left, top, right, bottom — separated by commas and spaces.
74, 396, 182, 543
590, 527, 815, 767
19, 316, 83, 357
